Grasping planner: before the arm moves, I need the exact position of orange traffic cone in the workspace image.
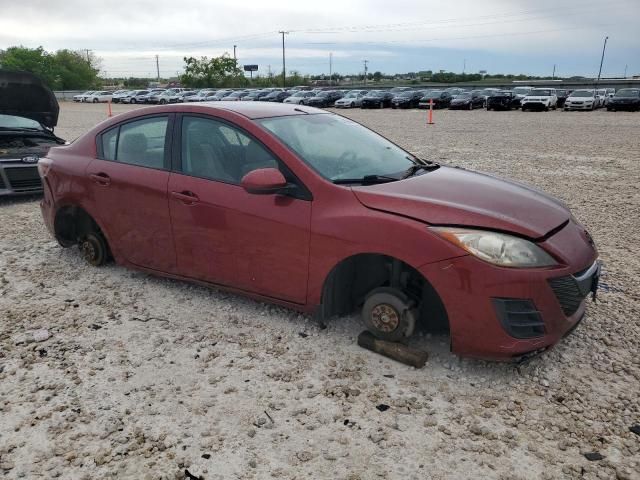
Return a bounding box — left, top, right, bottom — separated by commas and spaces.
427, 99, 434, 125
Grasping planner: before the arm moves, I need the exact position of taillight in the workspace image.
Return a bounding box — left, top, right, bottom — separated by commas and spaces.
37, 158, 52, 178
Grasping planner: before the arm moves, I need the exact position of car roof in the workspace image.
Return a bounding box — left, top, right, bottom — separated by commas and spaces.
159, 101, 325, 119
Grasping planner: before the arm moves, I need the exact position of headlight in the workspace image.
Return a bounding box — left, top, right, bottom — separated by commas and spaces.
431, 227, 556, 268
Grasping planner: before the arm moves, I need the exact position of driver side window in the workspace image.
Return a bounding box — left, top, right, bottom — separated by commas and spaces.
181, 116, 278, 183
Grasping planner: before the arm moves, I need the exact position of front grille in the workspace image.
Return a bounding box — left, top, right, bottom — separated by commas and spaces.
5, 166, 42, 190
493, 298, 545, 339
548, 276, 586, 316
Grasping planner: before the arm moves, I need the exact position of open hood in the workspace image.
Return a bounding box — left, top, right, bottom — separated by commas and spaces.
0, 70, 59, 129
352, 166, 570, 239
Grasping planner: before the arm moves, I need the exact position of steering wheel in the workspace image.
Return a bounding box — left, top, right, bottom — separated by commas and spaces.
335, 151, 360, 175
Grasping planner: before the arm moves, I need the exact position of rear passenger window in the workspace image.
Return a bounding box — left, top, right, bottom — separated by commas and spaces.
116, 117, 168, 169
101, 127, 118, 160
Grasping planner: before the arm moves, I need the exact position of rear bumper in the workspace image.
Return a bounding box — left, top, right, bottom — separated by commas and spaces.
419, 254, 599, 360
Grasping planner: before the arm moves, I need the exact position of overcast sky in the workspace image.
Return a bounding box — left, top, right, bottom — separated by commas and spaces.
1, 0, 638, 79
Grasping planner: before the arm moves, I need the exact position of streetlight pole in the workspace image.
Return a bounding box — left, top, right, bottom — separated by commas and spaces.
329, 52, 332, 86
596, 36, 608, 86
279, 31, 289, 88
363, 59, 368, 86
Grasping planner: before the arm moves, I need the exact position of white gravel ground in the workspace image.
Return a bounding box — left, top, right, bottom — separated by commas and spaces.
0, 102, 638, 480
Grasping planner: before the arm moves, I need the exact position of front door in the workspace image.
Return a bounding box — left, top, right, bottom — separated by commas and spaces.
168, 114, 311, 303
86, 114, 176, 272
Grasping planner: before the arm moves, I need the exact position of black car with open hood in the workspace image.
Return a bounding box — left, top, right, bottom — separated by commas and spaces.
0, 70, 65, 195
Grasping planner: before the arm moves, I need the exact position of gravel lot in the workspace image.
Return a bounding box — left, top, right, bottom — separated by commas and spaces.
1, 102, 638, 480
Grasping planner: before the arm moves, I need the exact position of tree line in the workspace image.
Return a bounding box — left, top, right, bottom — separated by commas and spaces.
1, 46, 578, 90
0, 46, 101, 90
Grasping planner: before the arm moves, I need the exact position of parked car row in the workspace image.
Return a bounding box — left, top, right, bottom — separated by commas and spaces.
72, 85, 638, 112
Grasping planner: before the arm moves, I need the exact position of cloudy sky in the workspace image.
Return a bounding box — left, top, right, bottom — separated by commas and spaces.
1, 0, 638, 79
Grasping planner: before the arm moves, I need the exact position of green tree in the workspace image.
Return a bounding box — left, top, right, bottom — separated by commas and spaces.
372, 71, 383, 82
180, 54, 244, 88
0, 46, 57, 87
52, 49, 100, 89
0, 46, 100, 89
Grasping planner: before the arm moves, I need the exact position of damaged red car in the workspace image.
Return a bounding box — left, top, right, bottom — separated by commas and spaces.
39, 102, 600, 360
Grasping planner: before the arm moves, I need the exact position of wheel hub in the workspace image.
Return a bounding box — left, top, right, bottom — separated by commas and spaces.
370, 304, 400, 332
81, 240, 96, 262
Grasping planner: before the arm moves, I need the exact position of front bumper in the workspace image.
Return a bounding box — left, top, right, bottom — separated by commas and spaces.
419, 221, 599, 360
0, 161, 43, 196
565, 102, 594, 110
522, 101, 549, 110
449, 102, 471, 109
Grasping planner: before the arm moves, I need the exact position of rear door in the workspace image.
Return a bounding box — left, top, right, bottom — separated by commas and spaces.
87, 114, 176, 272
167, 114, 312, 303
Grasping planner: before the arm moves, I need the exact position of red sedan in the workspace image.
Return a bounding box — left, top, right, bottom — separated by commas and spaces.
38, 102, 600, 360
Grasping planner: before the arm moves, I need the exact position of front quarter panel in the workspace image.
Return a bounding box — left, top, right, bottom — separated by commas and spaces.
306, 186, 466, 306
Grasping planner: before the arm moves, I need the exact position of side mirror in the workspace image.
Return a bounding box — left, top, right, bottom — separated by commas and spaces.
241, 168, 288, 195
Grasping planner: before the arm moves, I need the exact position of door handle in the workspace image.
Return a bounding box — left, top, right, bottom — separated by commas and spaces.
171, 190, 200, 204
89, 173, 111, 186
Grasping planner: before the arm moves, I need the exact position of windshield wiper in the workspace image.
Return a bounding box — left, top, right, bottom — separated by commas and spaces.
401, 162, 440, 179
333, 174, 398, 185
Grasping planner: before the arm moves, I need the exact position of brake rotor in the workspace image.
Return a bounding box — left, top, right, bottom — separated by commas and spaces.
370, 303, 400, 333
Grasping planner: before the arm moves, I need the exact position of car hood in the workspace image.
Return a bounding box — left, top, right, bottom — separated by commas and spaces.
0, 70, 59, 128
524, 96, 552, 101
451, 98, 471, 103
351, 166, 570, 239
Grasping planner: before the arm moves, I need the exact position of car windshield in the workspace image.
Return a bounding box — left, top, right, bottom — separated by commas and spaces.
513, 88, 531, 94
615, 89, 640, 97
0, 114, 43, 130
292, 92, 307, 97
423, 91, 443, 99
530, 89, 552, 96
366, 91, 382, 97
258, 114, 416, 182
398, 91, 414, 98
344, 92, 359, 98
570, 91, 594, 97
457, 93, 472, 99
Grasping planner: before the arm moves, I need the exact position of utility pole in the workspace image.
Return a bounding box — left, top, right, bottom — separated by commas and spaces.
596, 36, 608, 86
155, 54, 160, 82
233, 45, 237, 60
85, 49, 92, 66
463, 58, 466, 74
363, 59, 368, 86
279, 31, 289, 88
624, 64, 628, 78
329, 52, 332, 86
552, 64, 556, 80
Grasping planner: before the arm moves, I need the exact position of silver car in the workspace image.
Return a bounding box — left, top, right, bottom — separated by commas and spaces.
334, 90, 367, 108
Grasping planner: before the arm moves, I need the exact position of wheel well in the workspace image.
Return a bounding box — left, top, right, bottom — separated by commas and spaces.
54, 205, 103, 247
320, 254, 449, 333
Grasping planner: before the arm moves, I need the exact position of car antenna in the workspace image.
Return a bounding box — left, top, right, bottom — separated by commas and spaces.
293, 107, 309, 114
